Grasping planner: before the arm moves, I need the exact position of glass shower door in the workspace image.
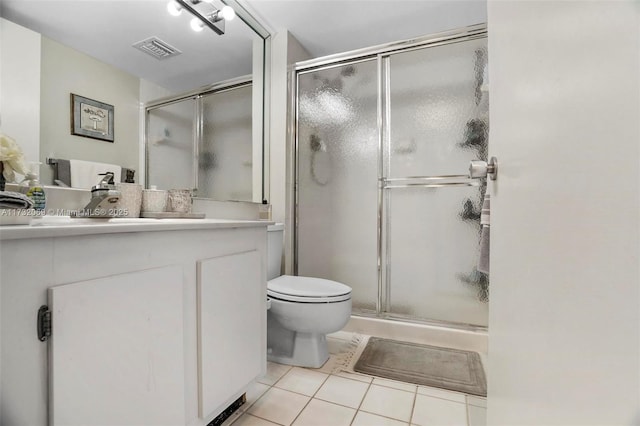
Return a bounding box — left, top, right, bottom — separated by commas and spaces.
382, 38, 489, 326
147, 98, 197, 190
199, 85, 253, 201
296, 59, 380, 313
295, 31, 489, 328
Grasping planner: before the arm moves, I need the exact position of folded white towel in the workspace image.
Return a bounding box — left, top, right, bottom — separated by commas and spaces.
0, 191, 34, 209
478, 193, 490, 274
69, 160, 121, 189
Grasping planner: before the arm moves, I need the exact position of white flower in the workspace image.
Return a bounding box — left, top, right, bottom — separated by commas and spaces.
0, 133, 29, 183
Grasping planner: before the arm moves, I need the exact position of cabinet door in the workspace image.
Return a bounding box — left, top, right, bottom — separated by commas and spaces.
197, 250, 264, 419
49, 265, 186, 426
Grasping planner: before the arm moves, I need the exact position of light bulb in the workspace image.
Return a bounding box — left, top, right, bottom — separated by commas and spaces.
190, 17, 205, 32
220, 5, 235, 21
166, 1, 182, 16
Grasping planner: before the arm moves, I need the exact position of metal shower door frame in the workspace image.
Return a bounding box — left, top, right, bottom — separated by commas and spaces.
144, 77, 253, 194
291, 24, 488, 330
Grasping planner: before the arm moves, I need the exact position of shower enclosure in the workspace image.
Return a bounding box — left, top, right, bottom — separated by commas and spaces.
294, 25, 489, 329
146, 78, 254, 201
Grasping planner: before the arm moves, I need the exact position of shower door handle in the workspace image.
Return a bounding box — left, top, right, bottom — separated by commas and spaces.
469, 157, 498, 180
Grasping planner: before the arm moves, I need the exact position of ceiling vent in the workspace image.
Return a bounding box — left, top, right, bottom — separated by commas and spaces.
133, 37, 182, 60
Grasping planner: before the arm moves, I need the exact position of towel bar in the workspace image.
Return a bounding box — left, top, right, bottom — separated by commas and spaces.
383, 181, 480, 189
380, 175, 480, 189
46, 158, 135, 186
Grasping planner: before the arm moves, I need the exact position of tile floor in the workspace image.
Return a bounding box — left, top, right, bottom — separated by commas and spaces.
223, 332, 487, 426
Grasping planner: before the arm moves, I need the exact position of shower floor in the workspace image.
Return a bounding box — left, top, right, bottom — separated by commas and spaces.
225, 330, 488, 426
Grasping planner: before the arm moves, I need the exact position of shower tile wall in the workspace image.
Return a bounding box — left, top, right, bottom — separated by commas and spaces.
296, 35, 489, 327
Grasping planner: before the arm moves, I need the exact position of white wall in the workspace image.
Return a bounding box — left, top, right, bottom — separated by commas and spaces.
269, 30, 311, 222
0, 18, 41, 174
268, 30, 312, 272
487, 1, 640, 424
39, 37, 140, 185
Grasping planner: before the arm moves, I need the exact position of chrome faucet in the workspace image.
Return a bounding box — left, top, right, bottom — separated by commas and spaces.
72, 172, 121, 218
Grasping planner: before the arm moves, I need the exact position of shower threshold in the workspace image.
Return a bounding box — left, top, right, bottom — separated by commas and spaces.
343, 314, 488, 354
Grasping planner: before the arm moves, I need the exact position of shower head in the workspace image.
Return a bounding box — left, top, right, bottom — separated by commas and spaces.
312, 64, 357, 91
340, 65, 356, 77
315, 76, 342, 91
310, 134, 326, 152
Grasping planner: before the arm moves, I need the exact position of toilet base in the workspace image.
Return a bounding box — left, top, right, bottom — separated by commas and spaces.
267, 331, 329, 368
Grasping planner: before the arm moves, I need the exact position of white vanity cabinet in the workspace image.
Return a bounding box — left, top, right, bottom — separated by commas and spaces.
197, 251, 263, 419
0, 222, 267, 426
49, 266, 187, 425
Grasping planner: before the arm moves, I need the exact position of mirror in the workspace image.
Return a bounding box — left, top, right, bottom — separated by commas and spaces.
146, 78, 257, 202
0, 0, 269, 203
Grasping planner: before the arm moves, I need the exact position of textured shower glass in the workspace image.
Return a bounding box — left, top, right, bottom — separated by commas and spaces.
199, 85, 253, 201
386, 186, 488, 326
147, 98, 196, 191
382, 38, 489, 327
295, 36, 489, 327
296, 60, 379, 313
387, 39, 489, 178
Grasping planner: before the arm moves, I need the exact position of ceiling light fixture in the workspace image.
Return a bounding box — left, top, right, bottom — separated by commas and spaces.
211, 6, 235, 22
167, 0, 234, 35
166, 1, 183, 16
190, 17, 205, 32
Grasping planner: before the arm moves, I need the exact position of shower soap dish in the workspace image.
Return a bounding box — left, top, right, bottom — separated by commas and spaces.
140, 211, 205, 219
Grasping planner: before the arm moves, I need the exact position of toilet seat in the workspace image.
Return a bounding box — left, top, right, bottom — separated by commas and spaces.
267, 275, 351, 303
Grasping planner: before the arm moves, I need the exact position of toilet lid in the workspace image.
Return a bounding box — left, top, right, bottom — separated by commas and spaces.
267, 275, 352, 303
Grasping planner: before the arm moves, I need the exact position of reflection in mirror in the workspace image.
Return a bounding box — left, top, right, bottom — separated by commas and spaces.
147, 98, 197, 192
200, 82, 253, 201
0, 0, 269, 203
146, 78, 254, 202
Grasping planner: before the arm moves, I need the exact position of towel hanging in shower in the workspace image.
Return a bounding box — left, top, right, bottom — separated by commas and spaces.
478, 193, 490, 274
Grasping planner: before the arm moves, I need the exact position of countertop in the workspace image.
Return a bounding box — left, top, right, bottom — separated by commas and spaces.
0, 217, 272, 241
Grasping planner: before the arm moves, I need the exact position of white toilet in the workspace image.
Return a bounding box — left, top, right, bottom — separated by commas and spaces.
267, 223, 352, 368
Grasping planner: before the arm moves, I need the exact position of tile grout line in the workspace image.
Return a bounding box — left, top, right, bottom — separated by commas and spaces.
287, 370, 333, 426
408, 386, 418, 426
415, 393, 468, 406
356, 383, 417, 425
238, 365, 290, 424
357, 408, 413, 425
271, 366, 294, 388
233, 382, 275, 425
248, 361, 482, 426
348, 378, 373, 426
272, 369, 373, 401
243, 412, 286, 426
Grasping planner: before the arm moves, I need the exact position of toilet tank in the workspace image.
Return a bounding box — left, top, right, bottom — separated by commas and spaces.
267, 223, 285, 280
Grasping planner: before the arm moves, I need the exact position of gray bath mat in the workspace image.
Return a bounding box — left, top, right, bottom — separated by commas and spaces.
353, 337, 486, 396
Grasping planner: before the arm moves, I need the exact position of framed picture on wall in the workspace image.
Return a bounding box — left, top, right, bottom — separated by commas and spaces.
70, 94, 114, 142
